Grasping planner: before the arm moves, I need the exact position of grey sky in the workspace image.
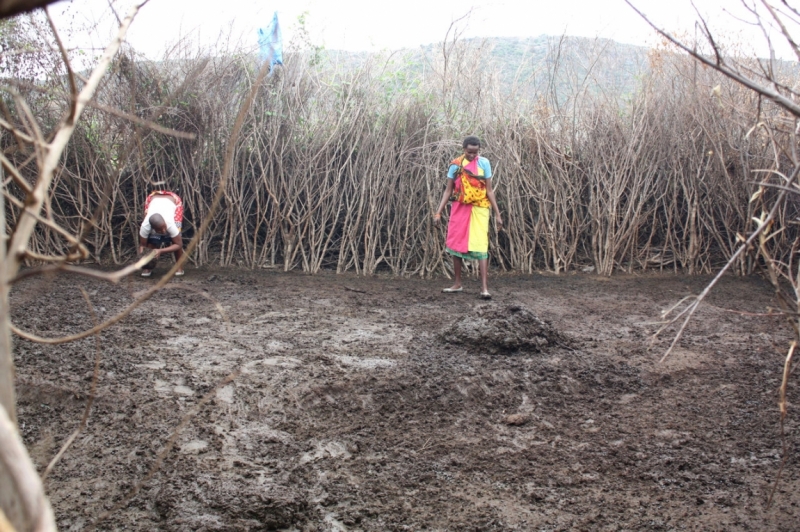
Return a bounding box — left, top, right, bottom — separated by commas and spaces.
52, 0, 794, 59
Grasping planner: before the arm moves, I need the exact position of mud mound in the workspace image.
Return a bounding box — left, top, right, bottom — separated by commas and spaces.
440, 303, 570, 354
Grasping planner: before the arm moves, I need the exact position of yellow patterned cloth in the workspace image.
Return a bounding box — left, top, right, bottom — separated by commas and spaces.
467, 205, 490, 252
452, 156, 491, 208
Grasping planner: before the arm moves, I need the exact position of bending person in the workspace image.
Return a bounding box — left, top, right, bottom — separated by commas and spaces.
138, 190, 184, 277
434, 136, 503, 299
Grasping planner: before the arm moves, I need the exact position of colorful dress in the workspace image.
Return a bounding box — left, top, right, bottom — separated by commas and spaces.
445, 155, 492, 260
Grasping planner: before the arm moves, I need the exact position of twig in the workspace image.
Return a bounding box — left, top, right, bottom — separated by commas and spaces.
45, 6, 78, 125
0, 152, 32, 194
419, 436, 433, 451
767, 340, 796, 508
9, 251, 157, 286
343, 285, 366, 294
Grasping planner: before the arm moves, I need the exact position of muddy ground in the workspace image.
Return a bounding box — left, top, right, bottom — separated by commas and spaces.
11, 266, 800, 531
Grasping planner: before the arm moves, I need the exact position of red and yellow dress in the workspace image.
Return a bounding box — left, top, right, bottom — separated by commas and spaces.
445, 155, 492, 260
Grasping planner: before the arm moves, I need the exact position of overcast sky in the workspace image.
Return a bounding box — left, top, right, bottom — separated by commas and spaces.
50, 0, 794, 59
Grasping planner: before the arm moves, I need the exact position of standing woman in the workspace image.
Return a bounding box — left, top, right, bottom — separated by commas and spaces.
434, 136, 503, 299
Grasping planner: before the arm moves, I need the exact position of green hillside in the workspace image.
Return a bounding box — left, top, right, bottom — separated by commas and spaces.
324, 35, 652, 102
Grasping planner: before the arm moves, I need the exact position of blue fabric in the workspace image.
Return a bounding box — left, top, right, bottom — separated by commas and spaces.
258, 12, 283, 72
447, 156, 492, 179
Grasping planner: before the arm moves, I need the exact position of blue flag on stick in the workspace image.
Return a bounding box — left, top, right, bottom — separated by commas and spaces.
258, 12, 283, 73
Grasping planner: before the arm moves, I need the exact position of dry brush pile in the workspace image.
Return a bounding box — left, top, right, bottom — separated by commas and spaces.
3, 33, 797, 277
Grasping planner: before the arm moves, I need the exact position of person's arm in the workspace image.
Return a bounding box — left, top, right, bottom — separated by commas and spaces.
138, 216, 151, 254
434, 179, 455, 226
485, 178, 503, 230
156, 235, 183, 256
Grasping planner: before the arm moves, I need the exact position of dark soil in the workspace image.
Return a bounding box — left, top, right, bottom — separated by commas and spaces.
12, 267, 800, 531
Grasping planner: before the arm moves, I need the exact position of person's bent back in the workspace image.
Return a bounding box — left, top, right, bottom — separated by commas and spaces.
138, 191, 185, 277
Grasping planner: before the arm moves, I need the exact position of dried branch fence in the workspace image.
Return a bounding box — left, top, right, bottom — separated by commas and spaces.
4, 39, 797, 277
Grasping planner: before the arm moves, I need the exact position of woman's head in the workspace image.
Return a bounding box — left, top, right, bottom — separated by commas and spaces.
462, 136, 481, 149
462, 136, 481, 161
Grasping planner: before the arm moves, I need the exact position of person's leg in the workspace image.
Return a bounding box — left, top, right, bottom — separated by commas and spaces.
173, 247, 184, 275
453, 256, 463, 288
479, 258, 489, 295
444, 256, 463, 291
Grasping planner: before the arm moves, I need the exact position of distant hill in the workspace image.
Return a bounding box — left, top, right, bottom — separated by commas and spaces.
322, 35, 653, 102
425, 36, 651, 97
321, 35, 800, 105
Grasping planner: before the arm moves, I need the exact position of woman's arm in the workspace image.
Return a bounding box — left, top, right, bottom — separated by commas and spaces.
485, 179, 504, 230
434, 179, 455, 225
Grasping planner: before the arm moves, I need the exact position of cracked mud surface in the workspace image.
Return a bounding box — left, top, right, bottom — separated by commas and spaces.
12, 268, 800, 530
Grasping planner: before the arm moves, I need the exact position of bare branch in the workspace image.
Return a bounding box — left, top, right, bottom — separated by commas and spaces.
88, 101, 197, 139
626, 0, 800, 117
3, 190, 89, 255
8, 46, 272, 345
0, 152, 32, 194
655, 161, 800, 360
44, 6, 77, 124
9, 251, 156, 286
0, 403, 56, 531
0, 78, 199, 140
0, 114, 37, 145
762, 0, 800, 62
779, 0, 800, 23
